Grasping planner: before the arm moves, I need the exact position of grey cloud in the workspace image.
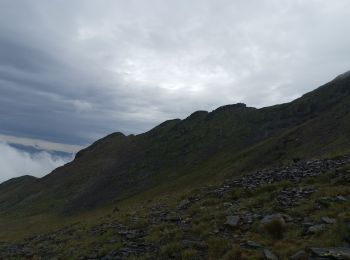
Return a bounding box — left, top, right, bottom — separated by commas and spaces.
0, 0, 350, 147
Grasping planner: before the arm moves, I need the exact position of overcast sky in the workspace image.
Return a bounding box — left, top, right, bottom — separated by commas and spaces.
1, 0, 350, 150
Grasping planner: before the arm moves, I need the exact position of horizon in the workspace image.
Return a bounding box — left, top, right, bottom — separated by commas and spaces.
1, 0, 350, 182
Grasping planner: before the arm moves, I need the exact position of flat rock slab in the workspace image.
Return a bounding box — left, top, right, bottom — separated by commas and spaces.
309, 247, 350, 259
263, 248, 278, 260
244, 240, 262, 249
336, 195, 347, 201
290, 250, 307, 260
321, 216, 336, 224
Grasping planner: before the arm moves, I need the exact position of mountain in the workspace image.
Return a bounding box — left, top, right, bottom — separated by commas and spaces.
0, 72, 350, 217
1, 72, 350, 259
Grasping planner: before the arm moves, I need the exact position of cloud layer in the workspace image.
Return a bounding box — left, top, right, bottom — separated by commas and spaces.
0, 134, 83, 153
1, 0, 350, 146
0, 143, 71, 183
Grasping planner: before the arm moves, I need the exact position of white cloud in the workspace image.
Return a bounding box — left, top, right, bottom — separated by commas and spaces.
0, 134, 83, 153
71, 99, 94, 113
0, 142, 71, 183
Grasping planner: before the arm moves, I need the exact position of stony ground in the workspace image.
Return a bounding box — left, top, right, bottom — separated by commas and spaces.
1, 157, 350, 259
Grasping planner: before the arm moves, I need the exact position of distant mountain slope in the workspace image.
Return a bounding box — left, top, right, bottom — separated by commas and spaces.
8, 143, 74, 159
0, 72, 349, 216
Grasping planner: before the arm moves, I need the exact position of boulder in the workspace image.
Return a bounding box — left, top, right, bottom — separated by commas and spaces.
226, 215, 240, 227
282, 214, 294, 222
245, 240, 262, 249
307, 224, 326, 234
321, 216, 336, 224
336, 195, 347, 202
263, 249, 278, 260
261, 214, 286, 226
177, 199, 191, 210
261, 214, 286, 238
289, 250, 307, 260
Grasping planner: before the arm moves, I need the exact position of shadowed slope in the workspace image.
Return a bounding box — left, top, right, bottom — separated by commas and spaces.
0, 72, 349, 215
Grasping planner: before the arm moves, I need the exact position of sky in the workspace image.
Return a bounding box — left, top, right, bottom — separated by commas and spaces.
1, 0, 350, 181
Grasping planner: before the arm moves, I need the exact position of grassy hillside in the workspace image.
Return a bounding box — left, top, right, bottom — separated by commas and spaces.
0, 72, 350, 258
1, 155, 349, 259
0, 72, 349, 218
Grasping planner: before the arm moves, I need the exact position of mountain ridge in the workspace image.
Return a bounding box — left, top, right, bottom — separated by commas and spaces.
0, 71, 350, 216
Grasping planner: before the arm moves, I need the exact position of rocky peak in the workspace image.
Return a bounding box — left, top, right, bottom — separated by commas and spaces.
334, 70, 350, 80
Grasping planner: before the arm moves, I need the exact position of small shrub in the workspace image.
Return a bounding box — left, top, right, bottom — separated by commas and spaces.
222, 246, 242, 260
304, 177, 317, 185
147, 223, 183, 243
249, 193, 271, 207
327, 221, 350, 245
146, 229, 162, 243
131, 217, 149, 229
250, 221, 260, 233
263, 219, 286, 239
230, 188, 244, 200
207, 237, 231, 259
181, 249, 200, 260
201, 198, 220, 207
256, 184, 276, 194
160, 242, 182, 259
192, 222, 211, 238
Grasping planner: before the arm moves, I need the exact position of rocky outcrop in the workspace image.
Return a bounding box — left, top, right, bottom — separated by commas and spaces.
0, 156, 349, 259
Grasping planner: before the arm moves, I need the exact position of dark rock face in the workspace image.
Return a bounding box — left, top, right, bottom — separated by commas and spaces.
213, 157, 350, 198
275, 187, 316, 209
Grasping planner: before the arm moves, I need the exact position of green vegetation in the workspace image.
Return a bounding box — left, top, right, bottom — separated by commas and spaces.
0, 162, 349, 258
1, 72, 349, 217
262, 219, 286, 239
0, 72, 350, 258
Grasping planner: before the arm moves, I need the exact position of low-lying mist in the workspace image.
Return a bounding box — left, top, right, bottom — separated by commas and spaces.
0, 142, 72, 183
